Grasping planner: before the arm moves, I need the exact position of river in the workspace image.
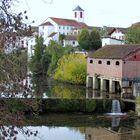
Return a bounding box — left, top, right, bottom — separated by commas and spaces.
0, 78, 139, 140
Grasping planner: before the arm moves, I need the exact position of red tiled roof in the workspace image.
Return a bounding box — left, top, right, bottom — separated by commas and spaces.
50, 17, 88, 27
40, 22, 53, 26
88, 44, 140, 59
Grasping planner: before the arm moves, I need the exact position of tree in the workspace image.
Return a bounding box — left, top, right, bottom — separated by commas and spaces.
0, 0, 31, 93
29, 36, 49, 77
99, 26, 108, 37
0, 49, 28, 91
46, 40, 73, 76
78, 29, 91, 50
125, 25, 140, 44
53, 54, 87, 85
90, 28, 102, 50
78, 28, 102, 51
0, 0, 31, 47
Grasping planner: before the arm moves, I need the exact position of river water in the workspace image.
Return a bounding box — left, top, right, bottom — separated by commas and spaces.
1, 113, 140, 140
0, 78, 139, 140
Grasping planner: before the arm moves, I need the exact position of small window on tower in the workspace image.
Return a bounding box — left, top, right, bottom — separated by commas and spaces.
75, 12, 77, 18
80, 12, 82, 18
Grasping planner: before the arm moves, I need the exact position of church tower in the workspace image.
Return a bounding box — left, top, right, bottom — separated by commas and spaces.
73, 6, 84, 23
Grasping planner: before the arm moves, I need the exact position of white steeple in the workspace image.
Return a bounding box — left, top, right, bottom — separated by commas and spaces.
73, 6, 84, 23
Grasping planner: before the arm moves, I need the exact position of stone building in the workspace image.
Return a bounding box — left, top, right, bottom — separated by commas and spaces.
86, 44, 140, 94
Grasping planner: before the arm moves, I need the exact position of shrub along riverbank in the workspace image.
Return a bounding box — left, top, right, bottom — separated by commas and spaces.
0, 98, 135, 115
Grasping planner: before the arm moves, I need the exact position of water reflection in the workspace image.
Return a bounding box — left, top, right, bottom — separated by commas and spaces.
0, 77, 123, 99
0, 126, 84, 140
111, 116, 120, 127
0, 112, 140, 140
1, 124, 140, 140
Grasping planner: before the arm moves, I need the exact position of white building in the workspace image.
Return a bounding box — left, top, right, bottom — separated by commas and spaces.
101, 27, 128, 47
108, 27, 128, 41
102, 37, 125, 47
38, 6, 87, 46
27, 32, 38, 59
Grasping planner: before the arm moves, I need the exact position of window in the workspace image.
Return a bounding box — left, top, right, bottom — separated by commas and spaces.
75, 12, 77, 18
129, 81, 132, 86
116, 61, 120, 65
26, 41, 28, 46
80, 12, 83, 18
59, 26, 61, 29
107, 61, 110, 65
98, 60, 102, 64
73, 41, 75, 45
90, 60, 93, 63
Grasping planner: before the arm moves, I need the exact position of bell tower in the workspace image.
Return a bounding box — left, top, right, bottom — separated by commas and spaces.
73, 6, 84, 23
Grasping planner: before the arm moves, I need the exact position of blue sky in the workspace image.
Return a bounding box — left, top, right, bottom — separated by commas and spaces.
13, 0, 140, 27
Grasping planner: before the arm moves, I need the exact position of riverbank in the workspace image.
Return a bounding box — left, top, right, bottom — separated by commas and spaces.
0, 98, 135, 114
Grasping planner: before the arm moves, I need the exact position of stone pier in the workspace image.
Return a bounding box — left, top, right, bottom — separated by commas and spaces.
86, 75, 122, 93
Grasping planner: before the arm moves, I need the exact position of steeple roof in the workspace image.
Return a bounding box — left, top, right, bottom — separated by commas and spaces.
73, 6, 84, 11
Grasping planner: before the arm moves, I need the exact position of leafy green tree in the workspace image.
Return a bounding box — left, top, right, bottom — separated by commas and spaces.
53, 54, 86, 85
46, 41, 73, 76
90, 28, 102, 50
99, 26, 108, 37
125, 26, 140, 44
78, 28, 102, 51
29, 36, 49, 77
78, 29, 91, 50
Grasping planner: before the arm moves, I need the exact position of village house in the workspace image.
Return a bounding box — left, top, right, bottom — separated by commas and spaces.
38, 6, 87, 46
102, 36, 125, 47
86, 44, 140, 96
108, 27, 128, 40
101, 27, 128, 47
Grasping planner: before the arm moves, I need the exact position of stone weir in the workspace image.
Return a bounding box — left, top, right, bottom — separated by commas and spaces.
0, 98, 135, 115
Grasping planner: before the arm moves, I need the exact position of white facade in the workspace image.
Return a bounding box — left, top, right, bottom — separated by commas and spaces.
73, 6, 84, 23
28, 36, 36, 59
39, 17, 83, 46
110, 29, 125, 40
102, 37, 124, 47
39, 17, 76, 45
64, 40, 78, 47
38, 6, 87, 46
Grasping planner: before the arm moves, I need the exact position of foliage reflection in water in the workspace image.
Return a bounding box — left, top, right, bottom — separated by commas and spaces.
1, 113, 140, 140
